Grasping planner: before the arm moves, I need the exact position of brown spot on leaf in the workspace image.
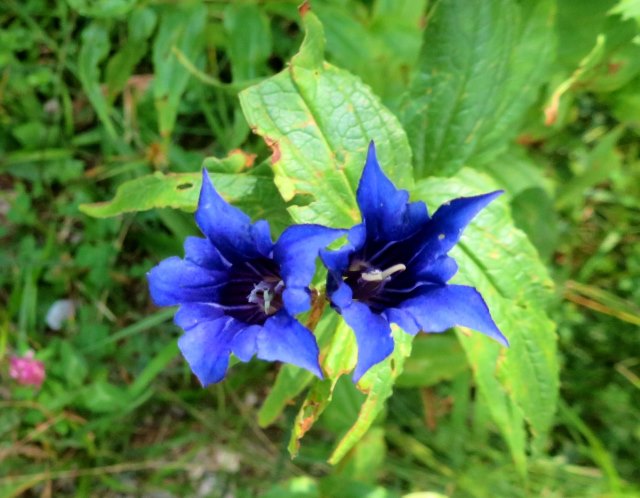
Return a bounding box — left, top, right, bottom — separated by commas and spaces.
264, 136, 281, 164
229, 149, 257, 168
299, 415, 315, 435
543, 93, 560, 126
608, 61, 623, 74
298, 0, 311, 17
516, 133, 543, 146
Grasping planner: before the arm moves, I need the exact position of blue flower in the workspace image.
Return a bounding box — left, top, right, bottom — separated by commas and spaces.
321, 142, 508, 382
148, 170, 343, 386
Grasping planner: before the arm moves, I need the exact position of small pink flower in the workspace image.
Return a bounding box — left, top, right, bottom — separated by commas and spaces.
9, 351, 46, 388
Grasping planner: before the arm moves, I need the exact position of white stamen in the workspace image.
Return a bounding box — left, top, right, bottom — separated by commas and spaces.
264, 291, 272, 314
361, 263, 407, 282
247, 280, 283, 315
360, 269, 383, 282
248, 282, 270, 308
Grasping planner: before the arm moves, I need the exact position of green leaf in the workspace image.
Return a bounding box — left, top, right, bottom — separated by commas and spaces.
224, 2, 272, 81
328, 328, 413, 465
66, 0, 137, 19
556, 126, 624, 210
105, 7, 157, 100
262, 477, 320, 498
402, 0, 555, 177
413, 168, 559, 471
79, 380, 129, 414
396, 334, 468, 388
610, 0, 640, 24
77, 22, 116, 140
59, 341, 89, 388
552, 3, 640, 103
510, 187, 558, 261
128, 339, 179, 398
478, 146, 552, 196
480, 147, 559, 261
80, 157, 290, 231
333, 427, 386, 484
79, 172, 238, 217
544, 35, 608, 126
457, 329, 528, 475
258, 365, 314, 428
239, 11, 412, 228
153, 3, 207, 139
314, 0, 426, 108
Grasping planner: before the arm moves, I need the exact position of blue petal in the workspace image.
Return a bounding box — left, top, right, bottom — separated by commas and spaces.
320, 223, 366, 275
195, 170, 262, 263
411, 254, 459, 284
257, 311, 323, 378
330, 280, 354, 309
384, 307, 421, 335
339, 300, 394, 382
356, 141, 429, 242
274, 224, 345, 314
397, 284, 508, 346
282, 287, 312, 316
409, 191, 502, 268
147, 257, 228, 306
184, 236, 230, 270
430, 191, 502, 252
175, 303, 224, 329
251, 219, 274, 258
177, 316, 245, 386
230, 325, 261, 362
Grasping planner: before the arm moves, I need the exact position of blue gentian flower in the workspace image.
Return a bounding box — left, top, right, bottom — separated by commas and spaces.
148, 170, 343, 386
321, 142, 509, 382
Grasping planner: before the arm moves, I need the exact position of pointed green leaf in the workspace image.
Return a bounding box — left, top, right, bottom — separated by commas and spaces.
105, 8, 157, 100
239, 11, 412, 228
224, 2, 272, 82
80, 159, 289, 230
78, 22, 116, 140
153, 4, 207, 139
403, 0, 555, 177
79, 172, 247, 217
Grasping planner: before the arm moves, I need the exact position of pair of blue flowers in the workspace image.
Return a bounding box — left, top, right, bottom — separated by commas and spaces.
148, 142, 508, 386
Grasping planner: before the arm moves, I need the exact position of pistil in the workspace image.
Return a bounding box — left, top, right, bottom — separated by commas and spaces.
360, 263, 406, 282
247, 280, 284, 315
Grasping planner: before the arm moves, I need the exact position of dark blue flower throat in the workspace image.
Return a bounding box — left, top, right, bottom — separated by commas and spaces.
340, 245, 411, 313
221, 257, 284, 324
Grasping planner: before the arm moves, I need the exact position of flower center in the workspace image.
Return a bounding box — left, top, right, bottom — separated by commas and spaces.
247, 280, 284, 315
220, 258, 285, 325
343, 259, 407, 311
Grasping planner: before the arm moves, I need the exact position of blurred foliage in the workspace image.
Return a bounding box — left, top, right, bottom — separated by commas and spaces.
1, 0, 639, 497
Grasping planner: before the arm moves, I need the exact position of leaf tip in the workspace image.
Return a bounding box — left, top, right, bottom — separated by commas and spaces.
78, 202, 110, 218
